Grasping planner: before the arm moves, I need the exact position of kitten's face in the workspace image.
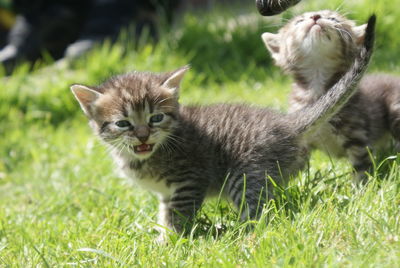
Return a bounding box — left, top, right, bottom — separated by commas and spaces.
71, 67, 188, 160
262, 10, 367, 69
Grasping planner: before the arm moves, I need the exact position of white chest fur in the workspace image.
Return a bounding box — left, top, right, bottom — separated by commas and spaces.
123, 166, 174, 198
128, 169, 172, 196
115, 155, 174, 198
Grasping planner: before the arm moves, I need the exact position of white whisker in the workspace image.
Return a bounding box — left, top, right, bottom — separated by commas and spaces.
157, 96, 175, 105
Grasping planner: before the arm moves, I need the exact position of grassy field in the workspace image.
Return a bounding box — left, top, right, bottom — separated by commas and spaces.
1, 0, 400, 266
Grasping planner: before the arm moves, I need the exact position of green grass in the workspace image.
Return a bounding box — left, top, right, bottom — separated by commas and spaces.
1, 0, 400, 266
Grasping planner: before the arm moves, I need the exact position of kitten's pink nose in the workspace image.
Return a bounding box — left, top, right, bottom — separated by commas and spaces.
135, 126, 150, 143
311, 14, 321, 21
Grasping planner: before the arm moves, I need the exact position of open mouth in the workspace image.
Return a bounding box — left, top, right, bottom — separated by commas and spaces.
132, 143, 154, 154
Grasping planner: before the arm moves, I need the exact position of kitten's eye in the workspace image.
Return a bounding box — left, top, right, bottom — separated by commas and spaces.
328, 17, 339, 22
115, 120, 131, 128
295, 19, 304, 25
149, 114, 164, 123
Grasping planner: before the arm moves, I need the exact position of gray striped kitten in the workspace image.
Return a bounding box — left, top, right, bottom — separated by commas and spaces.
262, 10, 395, 182
70, 15, 374, 240
256, 0, 302, 16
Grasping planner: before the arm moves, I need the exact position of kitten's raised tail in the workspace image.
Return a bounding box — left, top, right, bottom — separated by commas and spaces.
291, 14, 376, 136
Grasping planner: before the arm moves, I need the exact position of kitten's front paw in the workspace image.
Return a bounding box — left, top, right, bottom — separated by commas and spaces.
155, 225, 174, 245
352, 171, 369, 186
156, 233, 169, 245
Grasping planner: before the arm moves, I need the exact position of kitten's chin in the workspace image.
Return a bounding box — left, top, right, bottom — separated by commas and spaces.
304, 24, 331, 42
302, 29, 333, 50
306, 26, 323, 40
132, 153, 154, 160
310, 24, 322, 33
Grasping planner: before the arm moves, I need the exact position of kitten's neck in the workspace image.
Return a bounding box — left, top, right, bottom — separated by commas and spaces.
291, 58, 349, 99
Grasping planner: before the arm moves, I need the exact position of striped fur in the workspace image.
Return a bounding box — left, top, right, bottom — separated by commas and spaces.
262, 11, 395, 183
70, 18, 374, 239
256, 0, 302, 16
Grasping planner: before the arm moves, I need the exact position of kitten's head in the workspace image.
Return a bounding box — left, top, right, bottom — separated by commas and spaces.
71, 66, 188, 160
261, 10, 367, 70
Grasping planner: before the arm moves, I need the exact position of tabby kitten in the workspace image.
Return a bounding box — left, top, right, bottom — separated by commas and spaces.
256, 0, 302, 16
70, 15, 374, 240
262, 10, 396, 182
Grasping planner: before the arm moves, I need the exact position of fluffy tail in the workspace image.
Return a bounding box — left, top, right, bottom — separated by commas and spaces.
291, 14, 376, 135
256, 0, 302, 16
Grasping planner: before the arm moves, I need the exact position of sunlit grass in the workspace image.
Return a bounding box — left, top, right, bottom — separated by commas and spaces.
1, 0, 400, 266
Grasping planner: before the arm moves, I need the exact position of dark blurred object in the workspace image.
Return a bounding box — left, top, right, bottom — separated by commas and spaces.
65, 0, 140, 59
65, 0, 182, 58
0, 4, 15, 48
0, 0, 89, 73
0, 0, 181, 74
256, 0, 302, 16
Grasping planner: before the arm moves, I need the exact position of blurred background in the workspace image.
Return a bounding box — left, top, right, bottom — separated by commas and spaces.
1, 0, 400, 266
0, 0, 188, 74
0, 0, 260, 75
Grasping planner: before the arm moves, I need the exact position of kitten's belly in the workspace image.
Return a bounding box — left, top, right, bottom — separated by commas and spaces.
373, 132, 393, 152
309, 124, 346, 157
290, 100, 346, 157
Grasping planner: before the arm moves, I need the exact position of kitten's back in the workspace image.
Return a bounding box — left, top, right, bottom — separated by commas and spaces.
175, 104, 304, 180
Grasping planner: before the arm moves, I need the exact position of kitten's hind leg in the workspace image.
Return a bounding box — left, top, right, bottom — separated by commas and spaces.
157, 184, 206, 241
388, 102, 400, 144
344, 142, 371, 184
228, 173, 270, 221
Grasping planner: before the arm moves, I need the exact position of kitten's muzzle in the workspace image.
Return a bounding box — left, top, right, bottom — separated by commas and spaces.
305, 20, 324, 35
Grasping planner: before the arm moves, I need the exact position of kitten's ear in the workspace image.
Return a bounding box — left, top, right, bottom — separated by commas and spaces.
162, 66, 189, 94
261, 32, 281, 59
353, 24, 367, 45
70, 84, 103, 117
